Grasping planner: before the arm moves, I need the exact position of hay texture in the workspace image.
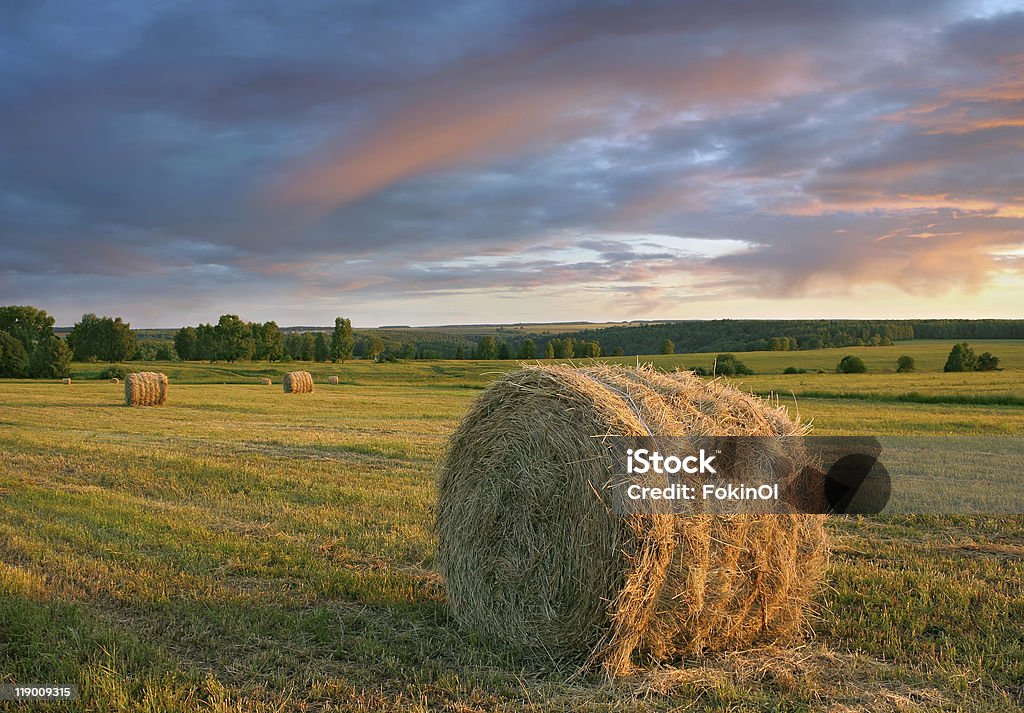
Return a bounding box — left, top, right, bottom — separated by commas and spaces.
436, 364, 827, 675
327, 375, 340, 385
62, 377, 72, 384
109, 377, 120, 384
124, 372, 168, 406
260, 378, 272, 385
283, 371, 313, 394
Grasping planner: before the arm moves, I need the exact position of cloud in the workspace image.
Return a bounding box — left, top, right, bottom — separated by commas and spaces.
1, 1, 1022, 325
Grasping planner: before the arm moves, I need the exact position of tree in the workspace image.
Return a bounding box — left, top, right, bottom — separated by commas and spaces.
837, 355, 867, 374
455, 344, 465, 360
476, 336, 497, 360
67, 313, 135, 362
563, 338, 575, 359
331, 317, 355, 363
496, 341, 510, 360
314, 332, 330, 362
583, 341, 601, 358
301, 332, 316, 361
367, 335, 385, 359
0, 305, 55, 354
977, 352, 1000, 371
28, 336, 72, 378
944, 342, 976, 372
545, 341, 556, 359
251, 321, 284, 361
174, 326, 197, 361
402, 343, 416, 359
662, 339, 675, 355
612, 346, 624, 356
195, 323, 218, 360
518, 338, 536, 359
214, 315, 254, 362
0, 331, 29, 377
896, 355, 915, 372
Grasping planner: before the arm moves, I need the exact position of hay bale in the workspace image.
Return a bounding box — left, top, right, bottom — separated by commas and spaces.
61, 377, 72, 385
109, 377, 120, 384
327, 375, 340, 385
436, 364, 827, 675
283, 371, 313, 394
260, 378, 272, 385
124, 372, 168, 406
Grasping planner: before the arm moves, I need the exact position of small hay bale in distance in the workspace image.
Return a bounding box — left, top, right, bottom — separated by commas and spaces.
283, 371, 313, 394
109, 377, 120, 384
327, 375, 340, 385
436, 364, 828, 675
124, 372, 168, 406
61, 377, 72, 384
260, 378, 272, 385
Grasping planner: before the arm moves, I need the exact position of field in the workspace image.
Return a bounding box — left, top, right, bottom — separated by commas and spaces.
2, 340, 1023, 711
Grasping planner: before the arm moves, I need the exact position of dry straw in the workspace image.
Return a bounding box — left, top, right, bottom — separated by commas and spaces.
436, 364, 827, 676
260, 378, 272, 385
124, 372, 168, 406
283, 371, 314, 394
327, 375, 340, 385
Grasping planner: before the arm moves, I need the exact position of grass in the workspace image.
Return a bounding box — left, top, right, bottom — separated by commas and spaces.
2, 342, 1023, 710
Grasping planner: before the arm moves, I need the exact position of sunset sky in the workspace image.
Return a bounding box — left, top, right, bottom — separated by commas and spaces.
2, 1, 1023, 327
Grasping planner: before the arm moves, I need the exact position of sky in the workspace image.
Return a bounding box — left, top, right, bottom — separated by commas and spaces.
1, 1, 1023, 328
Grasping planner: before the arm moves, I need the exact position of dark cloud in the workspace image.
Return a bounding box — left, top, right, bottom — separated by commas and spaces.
1, 1, 1022, 325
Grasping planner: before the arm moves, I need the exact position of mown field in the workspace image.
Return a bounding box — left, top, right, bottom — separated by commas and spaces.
2, 340, 1023, 711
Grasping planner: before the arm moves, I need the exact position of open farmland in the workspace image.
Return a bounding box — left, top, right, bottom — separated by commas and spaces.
2, 341, 1023, 711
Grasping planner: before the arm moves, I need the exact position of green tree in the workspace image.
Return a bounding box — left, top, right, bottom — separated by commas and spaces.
476, 336, 497, 360
518, 338, 536, 359
214, 315, 254, 362
455, 344, 465, 359
545, 341, 556, 359
195, 324, 218, 360
896, 355, 915, 372
496, 341, 510, 360
584, 341, 601, 358
977, 352, 1000, 371
0, 331, 29, 377
331, 317, 355, 363
67, 314, 135, 362
300, 332, 316, 361
837, 355, 867, 374
612, 346, 624, 356
174, 326, 197, 361
251, 321, 284, 361
28, 336, 72, 378
367, 335, 385, 359
563, 338, 575, 359
944, 342, 976, 372
0, 305, 55, 354
402, 343, 416, 359
314, 332, 330, 362
662, 339, 675, 355
715, 353, 753, 376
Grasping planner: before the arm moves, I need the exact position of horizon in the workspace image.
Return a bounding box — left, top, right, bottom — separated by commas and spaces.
3, 1, 1024, 327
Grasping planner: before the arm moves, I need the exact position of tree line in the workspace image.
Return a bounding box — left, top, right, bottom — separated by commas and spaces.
0, 306, 72, 378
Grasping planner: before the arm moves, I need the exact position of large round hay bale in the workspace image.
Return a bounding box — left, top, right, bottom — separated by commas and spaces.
283, 371, 313, 394
436, 364, 827, 675
327, 375, 340, 385
124, 372, 168, 406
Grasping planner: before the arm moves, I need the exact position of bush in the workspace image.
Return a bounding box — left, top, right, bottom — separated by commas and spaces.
944, 343, 976, 372
837, 355, 867, 374
714, 354, 753, 376
28, 335, 72, 378
690, 366, 709, 376
896, 355, 915, 372
98, 365, 129, 380
783, 366, 808, 374
977, 352, 1000, 371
